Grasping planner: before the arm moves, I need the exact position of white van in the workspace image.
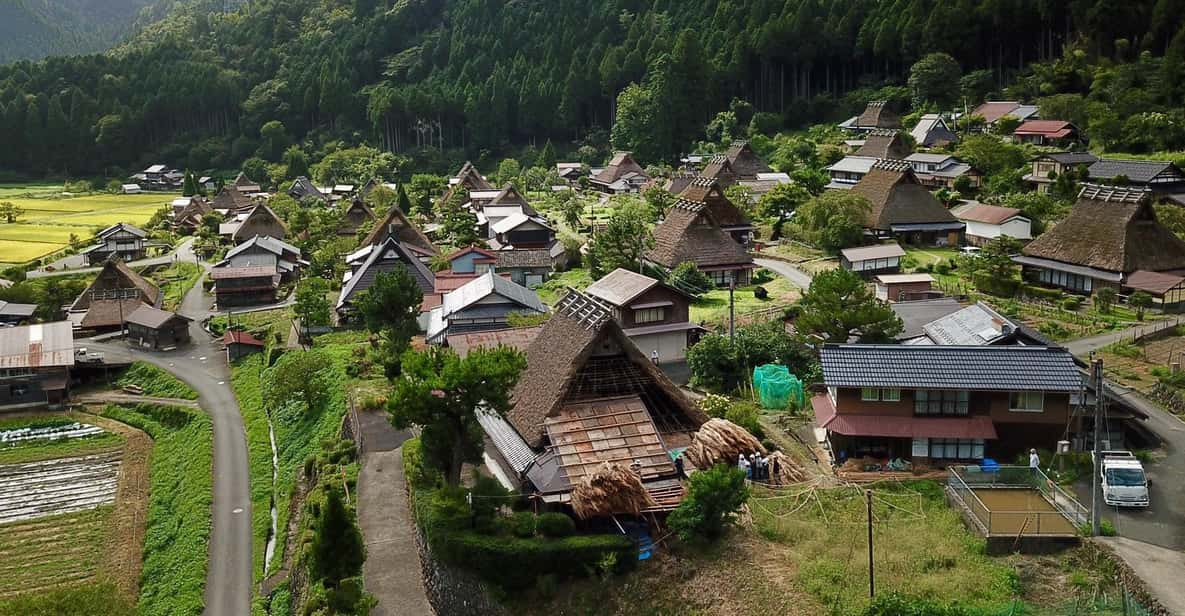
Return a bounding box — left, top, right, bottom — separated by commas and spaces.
1096, 451, 1150, 508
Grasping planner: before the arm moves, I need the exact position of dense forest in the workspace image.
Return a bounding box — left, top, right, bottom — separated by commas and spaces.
1, 0, 1184, 179
0, 0, 167, 64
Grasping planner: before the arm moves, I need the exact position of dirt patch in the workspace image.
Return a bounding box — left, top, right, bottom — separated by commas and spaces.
80, 409, 152, 602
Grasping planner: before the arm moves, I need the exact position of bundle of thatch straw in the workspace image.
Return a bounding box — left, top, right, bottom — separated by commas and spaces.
765, 450, 807, 484
684, 418, 765, 470
570, 462, 659, 519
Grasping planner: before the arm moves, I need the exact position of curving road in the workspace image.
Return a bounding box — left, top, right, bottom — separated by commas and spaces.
88, 270, 251, 615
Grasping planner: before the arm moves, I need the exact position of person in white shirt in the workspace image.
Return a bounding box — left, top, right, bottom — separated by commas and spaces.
1029, 448, 1040, 477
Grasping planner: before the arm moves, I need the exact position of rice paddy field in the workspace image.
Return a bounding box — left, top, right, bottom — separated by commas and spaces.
0, 186, 178, 266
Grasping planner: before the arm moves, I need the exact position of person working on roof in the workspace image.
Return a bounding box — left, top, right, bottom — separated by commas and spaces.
650, 349, 659, 364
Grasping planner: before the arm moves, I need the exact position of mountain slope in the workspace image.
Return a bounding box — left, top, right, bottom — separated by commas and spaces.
0, 0, 159, 63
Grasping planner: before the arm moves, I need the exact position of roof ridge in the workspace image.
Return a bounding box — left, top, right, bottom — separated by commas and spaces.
555, 289, 612, 329
866, 128, 898, 137
871, 158, 911, 173
1077, 183, 1149, 204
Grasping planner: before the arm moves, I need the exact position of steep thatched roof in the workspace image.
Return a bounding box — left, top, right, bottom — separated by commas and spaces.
645, 201, 754, 269
70, 258, 161, 313
700, 155, 737, 187
594, 152, 648, 184
506, 290, 707, 448
678, 177, 751, 228
211, 186, 254, 212
570, 462, 659, 519
854, 129, 912, 160
360, 205, 437, 254
724, 141, 772, 179
855, 101, 901, 130
850, 160, 959, 230
1022, 184, 1185, 274
454, 161, 492, 190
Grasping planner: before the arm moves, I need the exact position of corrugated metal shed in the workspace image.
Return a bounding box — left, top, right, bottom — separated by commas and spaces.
0, 322, 74, 369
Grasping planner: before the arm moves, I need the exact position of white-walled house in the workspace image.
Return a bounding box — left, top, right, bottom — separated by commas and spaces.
950, 202, 1032, 246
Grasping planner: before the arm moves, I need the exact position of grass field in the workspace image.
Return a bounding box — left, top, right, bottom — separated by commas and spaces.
0, 507, 117, 600
0, 182, 66, 199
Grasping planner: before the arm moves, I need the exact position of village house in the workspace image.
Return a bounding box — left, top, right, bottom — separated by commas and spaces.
910, 114, 959, 148
224, 330, 265, 362
123, 305, 191, 350
338, 237, 437, 323
426, 272, 547, 345
828, 131, 919, 189
173, 197, 213, 232
232, 172, 263, 195
359, 203, 438, 261
121, 183, 142, 194
890, 297, 965, 341
904, 153, 983, 190
478, 290, 707, 511
556, 162, 584, 184
288, 176, 328, 202
132, 164, 182, 191
849, 159, 964, 245
1023, 152, 1100, 194
826, 155, 878, 189
723, 140, 772, 179
677, 177, 754, 244
699, 155, 738, 187
910, 301, 1050, 347
82, 223, 148, 265
210, 266, 280, 307
433, 246, 498, 294
1012, 120, 1082, 146
1086, 159, 1185, 198
338, 199, 376, 237
813, 344, 1082, 464
839, 101, 902, 132
585, 268, 703, 363
216, 235, 303, 282
736, 171, 792, 200
1016, 185, 1185, 296
219, 203, 289, 243
950, 202, 1032, 246
0, 322, 75, 410
873, 273, 936, 303
0, 300, 37, 325
67, 259, 162, 333
855, 129, 912, 160
450, 161, 493, 191
645, 200, 755, 286
840, 243, 907, 277
968, 101, 1039, 130
590, 152, 650, 194
211, 185, 256, 213
664, 171, 699, 196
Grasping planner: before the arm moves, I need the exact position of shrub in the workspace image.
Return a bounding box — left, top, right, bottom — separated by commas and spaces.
402, 438, 439, 488
863, 592, 974, 616
753, 285, 769, 299
972, 273, 1018, 297
537, 512, 576, 538
1038, 321, 1070, 339
668, 464, 750, 542
1061, 296, 1083, 311
508, 511, 537, 538
1022, 284, 1063, 302
933, 262, 951, 275
699, 393, 731, 418
668, 261, 712, 297
724, 402, 765, 440
750, 268, 775, 285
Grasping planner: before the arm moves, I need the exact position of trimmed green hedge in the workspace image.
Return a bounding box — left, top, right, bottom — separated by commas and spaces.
404, 438, 636, 590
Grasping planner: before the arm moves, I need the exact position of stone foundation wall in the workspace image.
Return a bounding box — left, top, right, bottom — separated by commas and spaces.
1085, 540, 1174, 616
413, 525, 506, 616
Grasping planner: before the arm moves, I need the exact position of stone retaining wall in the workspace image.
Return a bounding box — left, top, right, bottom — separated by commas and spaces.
1086, 540, 1173, 616
412, 523, 506, 616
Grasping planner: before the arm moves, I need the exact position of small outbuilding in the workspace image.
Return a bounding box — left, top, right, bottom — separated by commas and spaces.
840, 243, 907, 277
124, 305, 192, 350
873, 273, 936, 302
224, 330, 266, 362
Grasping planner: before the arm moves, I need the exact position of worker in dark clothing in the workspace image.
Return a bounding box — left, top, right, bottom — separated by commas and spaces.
674, 454, 686, 479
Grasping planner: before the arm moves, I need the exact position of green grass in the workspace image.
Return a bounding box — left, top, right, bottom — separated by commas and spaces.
690, 276, 797, 324
535, 268, 594, 305
0, 581, 135, 615
152, 262, 202, 311
209, 308, 292, 342
0, 507, 117, 604
116, 362, 199, 400
102, 403, 212, 616
230, 354, 280, 585
0, 181, 68, 199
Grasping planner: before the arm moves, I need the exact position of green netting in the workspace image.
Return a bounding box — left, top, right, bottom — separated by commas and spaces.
752, 364, 804, 410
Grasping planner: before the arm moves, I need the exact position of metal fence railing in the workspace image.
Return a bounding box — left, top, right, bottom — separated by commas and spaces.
947, 465, 1088, 536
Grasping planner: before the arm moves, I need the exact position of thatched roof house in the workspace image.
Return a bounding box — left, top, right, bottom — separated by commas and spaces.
591, 152, 649, 193
854, 129, 912, 160
222, 203, 289, 243
645, 200, 755, 285
700, 154, 737, 187
453, 161, 492, 191
1016, 184, 1185, 293
338, 199, 376, 236
854, 101, 902, 131
724, 141, 772, 179
360, 204, 437, 255
67, 258, 162, 331
211, 186, 255, 212
174, 197, 213, 230
678, 177, 753, 243
849, 159, 963, 244
480, 290, 706, 509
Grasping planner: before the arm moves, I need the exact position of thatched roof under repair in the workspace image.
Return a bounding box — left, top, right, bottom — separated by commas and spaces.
684, 418, 766, 470
570, 462, 660, 519
1021, 184, 1185, 274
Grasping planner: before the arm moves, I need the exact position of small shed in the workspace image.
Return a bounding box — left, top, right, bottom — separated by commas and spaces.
124, 305, 192, 350
1124, 270, 1185, 312
840, 243, 907, 276
873, 273, 936, 302
225, 330, 265, 362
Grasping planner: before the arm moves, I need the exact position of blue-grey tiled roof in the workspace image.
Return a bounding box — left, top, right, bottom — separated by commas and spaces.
820, 344, 1081, 391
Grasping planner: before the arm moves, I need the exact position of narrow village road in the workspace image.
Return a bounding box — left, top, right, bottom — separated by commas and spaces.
753, 257, 813, 289
28, 237, 197, 279
86, 271, 252, 616
1063, 316, 1185, 356
1097, 536, 1185, 613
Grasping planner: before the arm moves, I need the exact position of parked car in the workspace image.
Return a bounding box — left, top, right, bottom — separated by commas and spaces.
75, 348, 105, 364
1095, 450, 1150, 508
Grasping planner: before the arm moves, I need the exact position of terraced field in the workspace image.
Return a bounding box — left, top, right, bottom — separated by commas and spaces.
0, 506, 114, 599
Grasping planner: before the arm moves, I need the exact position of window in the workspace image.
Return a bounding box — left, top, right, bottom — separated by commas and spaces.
0, 368, 32, 379
861, 387, 880, 401
915, 390, 969, 415
9, 384, 28, 397
634, 307, 665, 324
708, 270, 732, 285
1009, 391, 1045, 412
928, 438, 984, 459
882, 388, 901, 402
474, 263, 491, 274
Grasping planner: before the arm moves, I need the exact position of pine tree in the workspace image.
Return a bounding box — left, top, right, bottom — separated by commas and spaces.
310, 487, 365, 587
182, 170, 197, 197
538, 139, 557, 169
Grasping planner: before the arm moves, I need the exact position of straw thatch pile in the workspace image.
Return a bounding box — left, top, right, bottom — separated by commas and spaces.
684, 418, 766, 470
570, 462, 658, 520
765, 451, 807, 484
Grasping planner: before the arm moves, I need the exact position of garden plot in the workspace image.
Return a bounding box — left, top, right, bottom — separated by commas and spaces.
0, 451, 121, 524
0, 422, 105, 445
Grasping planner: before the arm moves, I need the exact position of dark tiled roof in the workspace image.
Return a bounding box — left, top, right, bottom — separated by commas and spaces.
891, 298, 964, 340
646, 202, 753, 269
288, 176, 326, 201
338, 238, 436, 309
819, 344, 1081, 391
1022, 184, 1185, 274
124, 304, 189, 329
1038, 152, 1099, 165
1087, 159, 1185, 184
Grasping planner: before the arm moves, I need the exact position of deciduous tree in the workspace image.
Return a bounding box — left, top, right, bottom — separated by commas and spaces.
587, 201, 653, 276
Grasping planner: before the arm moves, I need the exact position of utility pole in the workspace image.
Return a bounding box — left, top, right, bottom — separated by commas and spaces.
866, 489, 875, 599
728, 273, 736, 344
1091, 357, 1103, 536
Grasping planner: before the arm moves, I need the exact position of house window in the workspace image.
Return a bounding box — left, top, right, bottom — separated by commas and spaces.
1009, 391, 1045, 412
882, 388, 901, 402
915, 390, 969, 415
928, 438, 984, 459
861, 387, 880, 401
634, 307, 665, 324
708, 270, 732, 285
9, 384, 28, 397
474, 263, 491, 274
0, 368, 32, 379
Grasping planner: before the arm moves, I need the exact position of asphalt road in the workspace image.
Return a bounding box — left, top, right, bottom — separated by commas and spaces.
753, 257, 813, 289
88, 270, 252, 615
28, 237, 197, 279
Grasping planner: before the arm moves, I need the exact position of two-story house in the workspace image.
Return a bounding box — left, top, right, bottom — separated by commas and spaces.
210, 266, 280, 307
904, 153, 983, 190
426, 272, 547, 345
82, 223, 148, 265
1024, 152, 1099, 194
585, 268, 704, 363
645, 200, 755, 286
814, 344, 1083, 465
216, 235, 303, 282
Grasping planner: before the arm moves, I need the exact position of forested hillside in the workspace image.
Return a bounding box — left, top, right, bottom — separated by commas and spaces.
1, 0, 1184, 178
0, 0, 164, 64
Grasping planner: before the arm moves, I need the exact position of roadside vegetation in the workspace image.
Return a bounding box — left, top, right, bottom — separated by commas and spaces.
116, 361, 199, 400
151, 261, 202, 311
